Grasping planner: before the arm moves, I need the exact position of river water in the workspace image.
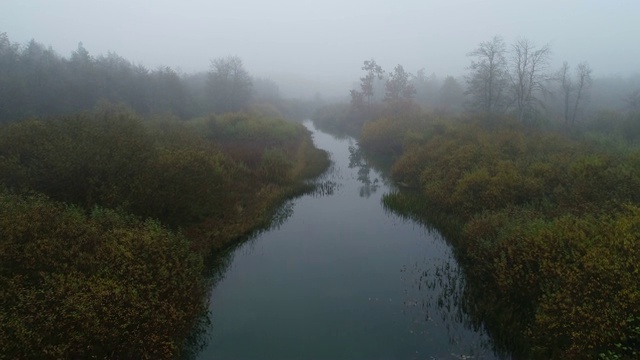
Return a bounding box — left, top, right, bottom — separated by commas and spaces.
196, 121, 505, 360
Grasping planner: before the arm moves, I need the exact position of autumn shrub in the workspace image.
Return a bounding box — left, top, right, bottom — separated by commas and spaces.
0, 191, 207, 359
258, 148, 293, 184
359, 112, 442, 157
461, 207, 640, 358
0, 107, 246, 229
197, 111, 303, 147
380, 113, 640, 358
190, 111, 311, 172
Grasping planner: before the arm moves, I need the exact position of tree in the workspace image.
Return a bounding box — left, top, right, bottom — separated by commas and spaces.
253, 77, 281, 103
465, 36, 510, 115
350, 89, 365, 111
68, 42, 99, 110
360, 59, 385, 106
0, 33, 21, 121
510, 38, 551, 123
625, 88, 640, 113
438, 76, 465, 114
557, 61, 573, 125
412, 69, 439, 108
571, 62, 592, 126
208, 55, 252, 113
554, 61, 592, 128
384, 64, 415, 103
150, 66, 188, 117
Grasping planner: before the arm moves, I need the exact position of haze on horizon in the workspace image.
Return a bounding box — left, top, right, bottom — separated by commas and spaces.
3, 0, 640, 98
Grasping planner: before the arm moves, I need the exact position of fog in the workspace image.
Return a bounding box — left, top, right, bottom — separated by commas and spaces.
3, 0, 640, 98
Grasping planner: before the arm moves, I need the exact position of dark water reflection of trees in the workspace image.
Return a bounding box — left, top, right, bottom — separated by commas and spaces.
348, 144, 380, 198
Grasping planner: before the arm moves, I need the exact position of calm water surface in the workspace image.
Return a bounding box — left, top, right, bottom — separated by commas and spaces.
197, 121, 505, 360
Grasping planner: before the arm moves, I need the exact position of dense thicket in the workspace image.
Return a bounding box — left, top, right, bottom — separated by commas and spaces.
0, 192, 206, 359
0, 106, 329, 358
359, 113, 640, 359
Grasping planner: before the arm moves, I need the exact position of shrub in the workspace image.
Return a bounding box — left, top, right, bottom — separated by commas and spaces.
0, 191, 207, 359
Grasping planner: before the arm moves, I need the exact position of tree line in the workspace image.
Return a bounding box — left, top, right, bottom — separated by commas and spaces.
0, 32, 281, 123
335, 35, 639, 136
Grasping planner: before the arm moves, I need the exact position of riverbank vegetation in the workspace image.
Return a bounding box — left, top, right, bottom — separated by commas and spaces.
365, 113, 640, 358
0, 39, 329, 358
0, 33, 330, 358
336, 108, 640, 358
0, 105, 328, 358
313, 37, 640, 359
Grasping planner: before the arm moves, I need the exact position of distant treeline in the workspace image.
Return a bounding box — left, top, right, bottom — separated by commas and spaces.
316, 35, 640, 137
0, 32, 319, 123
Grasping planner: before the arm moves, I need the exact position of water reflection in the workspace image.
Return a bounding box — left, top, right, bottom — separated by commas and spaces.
400, 253, 495, 359
348, 144, 380, 198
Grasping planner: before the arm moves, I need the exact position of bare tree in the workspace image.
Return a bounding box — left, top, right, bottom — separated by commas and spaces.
570, 62, 592, 126
465, 36, 510, 115
554, 61, 592, 128
510, 38, 551, 123
557, 61, 573, 126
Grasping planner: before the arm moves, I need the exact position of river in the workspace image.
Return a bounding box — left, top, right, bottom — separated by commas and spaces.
196, 121, 506, 360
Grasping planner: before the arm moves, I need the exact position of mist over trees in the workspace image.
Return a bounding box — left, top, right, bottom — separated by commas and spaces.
1, 18, 640, 359
336, 34, 640, 136
0, 33, 272, 123
509, 38, 551, 123
207, 55, 253, 113
384, 64, 416, 103
465, 36, 510, 116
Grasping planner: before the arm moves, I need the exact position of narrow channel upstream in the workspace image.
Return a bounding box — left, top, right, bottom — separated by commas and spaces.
197, 121, 506, 360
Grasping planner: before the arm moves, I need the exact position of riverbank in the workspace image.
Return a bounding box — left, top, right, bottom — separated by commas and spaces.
0, 106, 329, 359
358, 112, 640, 359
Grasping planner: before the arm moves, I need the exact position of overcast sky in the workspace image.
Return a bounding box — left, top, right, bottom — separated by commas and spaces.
3, 0, 640, 97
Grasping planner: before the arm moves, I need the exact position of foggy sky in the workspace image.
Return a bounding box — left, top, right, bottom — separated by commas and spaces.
3, 0, 640, 97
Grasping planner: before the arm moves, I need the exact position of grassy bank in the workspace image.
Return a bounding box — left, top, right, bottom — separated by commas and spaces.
0, 105, 329, 359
